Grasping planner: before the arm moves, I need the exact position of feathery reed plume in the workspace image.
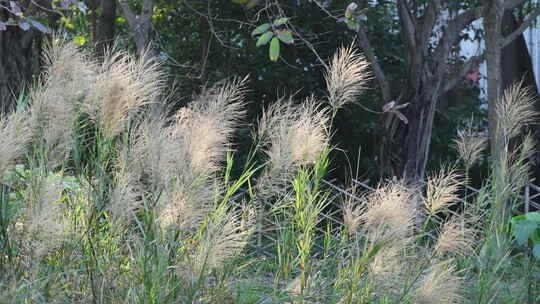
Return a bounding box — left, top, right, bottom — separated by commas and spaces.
108, 153, 141, 225
169, 76, 248, 176
191, 205, 255, 274
131, 76, 247, 196
157, 180, 213, 231
0, 110, 30, 180
424, 167, 462, 215
506, 133, 536, 193
414, 262, 463, 304
325, 45, 370, 113
452, 122, 486, 170
495, 80, 537, 140
257, 96, 330, 196
434, 215, 476, 257
368, 240, 412, 297
360, 181, 416, 242
24, 173, 69, 257
86, 49, 166, 139
30, 39, 95, 166
343, 197, 363, 237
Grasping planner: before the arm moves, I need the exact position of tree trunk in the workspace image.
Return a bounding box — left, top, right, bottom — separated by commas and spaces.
0, 28, 36, 113
483, 1, 504, 158
96, 0, 117, 56
118, 0, 154, 56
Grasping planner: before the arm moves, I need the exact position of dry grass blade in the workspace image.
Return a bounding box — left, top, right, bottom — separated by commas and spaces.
325, 45, 370, 112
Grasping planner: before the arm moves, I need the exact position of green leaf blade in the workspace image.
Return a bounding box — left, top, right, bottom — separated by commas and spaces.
269, 37, 280, 62
256, 31, 273, 47
277, 30, 294, 44
251, 23, 271, 36
274, 17, 289, 26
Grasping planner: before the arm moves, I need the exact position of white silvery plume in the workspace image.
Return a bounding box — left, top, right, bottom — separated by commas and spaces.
434, 214, 477, 257
495, 80, 536, 141
108, 151, 141, 225
424, 167, 462, 215
187, 205, 255, 279
360, 181, 417, 243
414, 262, 463, 304
156, 179, 213, 231
168, 76, 248, 177
325, 45, 370, 113
85, 49, 166, 139
30, 39, 96, 167
257, 96, 330, 196
452, 121, 487, 171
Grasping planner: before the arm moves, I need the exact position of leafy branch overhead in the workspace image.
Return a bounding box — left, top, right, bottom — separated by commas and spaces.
251, 17, 294, 62
0, 0, 87, 33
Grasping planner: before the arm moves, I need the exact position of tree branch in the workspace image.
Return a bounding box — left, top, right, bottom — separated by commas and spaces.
419, 0, 441, 55
356, 25, 392, 102
442, 53, 486, 94
502, 3, 540, 48
397, 0, 416, 50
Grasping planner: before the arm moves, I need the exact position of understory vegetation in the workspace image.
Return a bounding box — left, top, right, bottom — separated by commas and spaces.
1, 40, 540, 304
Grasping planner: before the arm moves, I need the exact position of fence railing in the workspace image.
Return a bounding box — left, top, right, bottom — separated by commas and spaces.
239, 177, 540, 257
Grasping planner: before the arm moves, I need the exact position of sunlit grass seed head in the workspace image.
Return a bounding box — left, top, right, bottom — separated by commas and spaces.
170, 76, 248, 176
342, 192, 364, 237
189, 205, 255, 276
325, 45, 370, 112
361, 181, 417, 242
30, 39, 95, 166
86, 49, 166, 139
414, 262, 463, 304
452, 124, 487, 170
257, 96, 330, 196
157, 180, 213, 231
368, 241, 410, 294
424, 167, 462, 215
434, 215, 477, 257
496, 80, 537, 140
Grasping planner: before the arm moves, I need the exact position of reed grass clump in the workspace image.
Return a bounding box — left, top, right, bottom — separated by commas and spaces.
1, 37, 539, 304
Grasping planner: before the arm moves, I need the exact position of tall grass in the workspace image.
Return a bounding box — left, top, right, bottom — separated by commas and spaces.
0, 38, 538, 304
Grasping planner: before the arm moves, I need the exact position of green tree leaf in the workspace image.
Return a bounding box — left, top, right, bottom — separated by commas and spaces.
274, 17, 289, 26
256, 31, 273, 47
277, 30, 294, 44
269, 37, 280, 62
251, 23, 271, 36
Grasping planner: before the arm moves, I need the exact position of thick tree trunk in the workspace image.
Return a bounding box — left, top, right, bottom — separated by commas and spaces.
0, 28, 36, 113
